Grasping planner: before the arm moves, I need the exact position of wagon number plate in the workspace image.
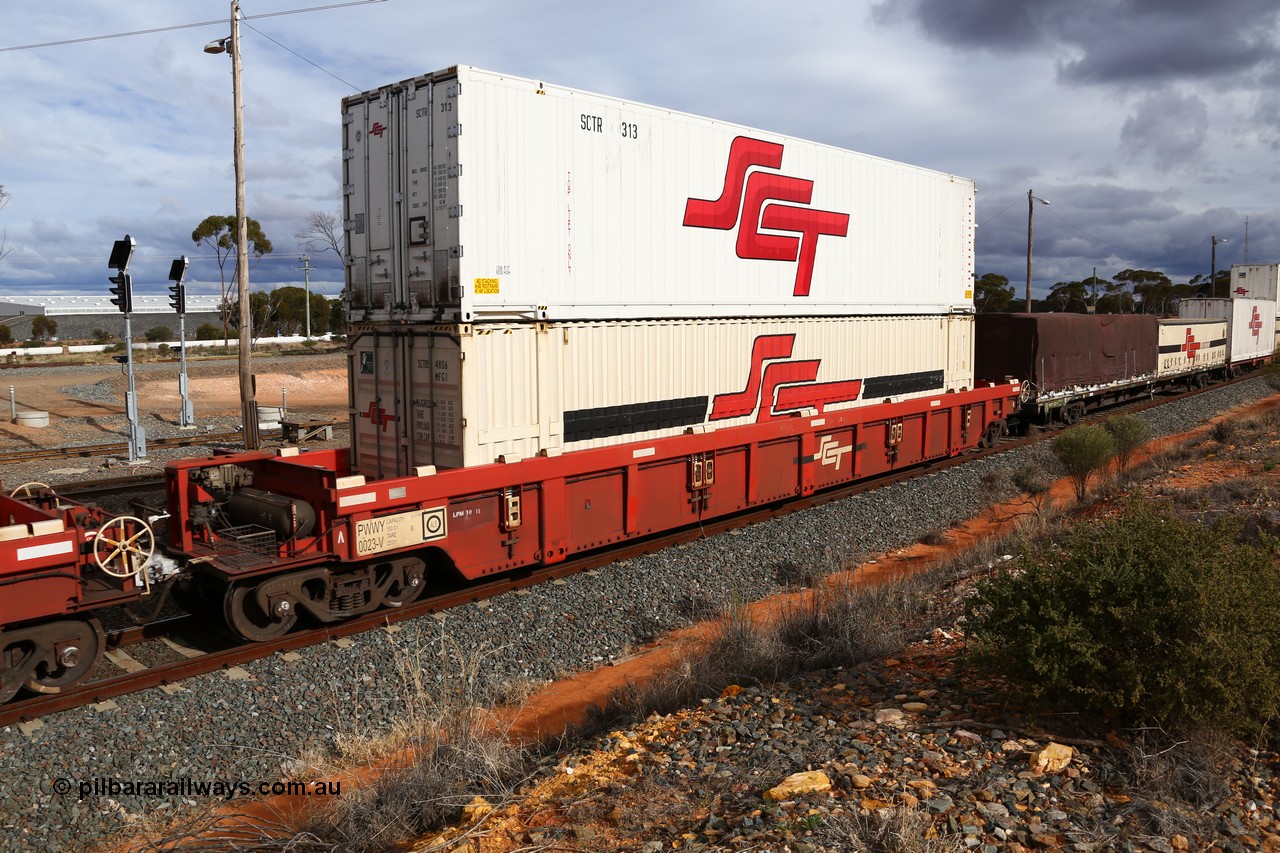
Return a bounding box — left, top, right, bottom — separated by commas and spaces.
354, 506, 447, 556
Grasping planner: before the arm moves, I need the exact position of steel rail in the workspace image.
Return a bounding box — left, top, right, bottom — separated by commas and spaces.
0, 423, 350, 465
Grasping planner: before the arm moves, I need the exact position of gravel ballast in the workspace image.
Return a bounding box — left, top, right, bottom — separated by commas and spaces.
0, 375, 1276, 851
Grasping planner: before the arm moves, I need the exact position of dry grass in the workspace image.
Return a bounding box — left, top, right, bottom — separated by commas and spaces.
293, 628, 538, 853
811, 806, 964, 852
1107, 727, 1235, 840
596, 567, 942, 729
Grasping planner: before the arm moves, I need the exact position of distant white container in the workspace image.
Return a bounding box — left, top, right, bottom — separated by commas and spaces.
1228, 263, 1279, 302
342, 66, 976, 324
1178, 297, 1277, 365
348, 314, 975, 476
1155, 319, 1226, 379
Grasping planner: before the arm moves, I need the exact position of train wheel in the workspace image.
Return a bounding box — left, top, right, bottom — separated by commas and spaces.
21, 618, 105, 695
380, 558, 426, 608
979, 421, 1004, 449
223, 582, 298, 643
0, 638, 38, 703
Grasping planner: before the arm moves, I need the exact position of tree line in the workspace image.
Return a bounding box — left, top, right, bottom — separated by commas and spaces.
974, 268, 1233, 315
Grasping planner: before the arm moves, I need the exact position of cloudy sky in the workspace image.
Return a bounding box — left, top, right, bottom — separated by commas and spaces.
2, 0, 1278, 304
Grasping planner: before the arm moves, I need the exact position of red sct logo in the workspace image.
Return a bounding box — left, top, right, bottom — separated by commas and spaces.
709, 334, 862, 422
684, 136, 850, 297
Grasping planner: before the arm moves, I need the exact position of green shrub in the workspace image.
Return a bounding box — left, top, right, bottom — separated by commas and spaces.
964, 500, 1280, 734
0, 324, 12, 345
1011, 461, 1054, 516
1051, 424, 1114, 500
1104, 413, 1150, 470
144, 325, 173, 342
195, 322, 223, 341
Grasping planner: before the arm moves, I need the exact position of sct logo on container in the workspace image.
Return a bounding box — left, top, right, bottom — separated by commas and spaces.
684, 136, 851, 297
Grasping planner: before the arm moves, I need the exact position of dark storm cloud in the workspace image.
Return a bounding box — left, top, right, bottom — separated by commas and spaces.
972, 181, 1245, 285
1119, 91, 1209, 170
877, 0, 1280, 86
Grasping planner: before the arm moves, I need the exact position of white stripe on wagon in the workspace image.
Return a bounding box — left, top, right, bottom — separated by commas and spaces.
17, 539, 75, 561
339, 492, 378, 508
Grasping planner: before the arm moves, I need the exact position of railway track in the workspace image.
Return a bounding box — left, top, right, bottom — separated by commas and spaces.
0, 375, 1257, 727
0, 422, 350, 465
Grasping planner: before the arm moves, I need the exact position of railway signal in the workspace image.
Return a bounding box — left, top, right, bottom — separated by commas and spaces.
167, 258, 188, 315
107, 235, 135, 315
106, 234, 145, 461
169, 256, 195, 428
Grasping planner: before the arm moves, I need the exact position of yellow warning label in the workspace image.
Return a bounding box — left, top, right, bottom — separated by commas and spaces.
474, 277, 500, 294
964, 289, 974, 299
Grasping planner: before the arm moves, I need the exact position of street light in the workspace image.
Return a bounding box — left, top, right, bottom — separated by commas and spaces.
1025, 189, 1051, 312
1210, 235, 1228, 299
204, 1, 257, 449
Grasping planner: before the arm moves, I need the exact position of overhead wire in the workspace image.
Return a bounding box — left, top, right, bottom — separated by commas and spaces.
240, 20, 361, 90
0, 1, 389, 53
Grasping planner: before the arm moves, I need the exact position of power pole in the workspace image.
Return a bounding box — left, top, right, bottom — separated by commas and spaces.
297, 254, 312, 339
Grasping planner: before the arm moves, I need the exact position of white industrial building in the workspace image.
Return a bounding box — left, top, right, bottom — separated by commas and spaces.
0, 294, 224, 317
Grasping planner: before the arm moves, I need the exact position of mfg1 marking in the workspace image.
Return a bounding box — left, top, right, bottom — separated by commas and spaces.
684, 136, 850, 297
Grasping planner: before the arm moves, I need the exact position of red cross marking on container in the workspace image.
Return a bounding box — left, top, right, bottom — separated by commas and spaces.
360, 401, 396, 431
1181, 328, 1201, 361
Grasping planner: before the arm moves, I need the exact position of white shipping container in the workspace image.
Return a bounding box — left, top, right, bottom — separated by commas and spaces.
1229, 263, 1279, 301
1178, 297, 1277, 365
349, 314, 975, 476
343, 66, 975, 324
1155, 319, 1226, 379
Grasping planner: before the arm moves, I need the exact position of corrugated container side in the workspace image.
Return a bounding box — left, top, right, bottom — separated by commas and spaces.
349, 315, 974, 476
343, 66, 976, 324
1156, 319, 1227, 378
1179, 297, 1278, 363
974, 313, 1158, 391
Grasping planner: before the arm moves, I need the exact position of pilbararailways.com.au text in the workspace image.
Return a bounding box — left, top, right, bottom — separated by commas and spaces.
52, 776, 341, 801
